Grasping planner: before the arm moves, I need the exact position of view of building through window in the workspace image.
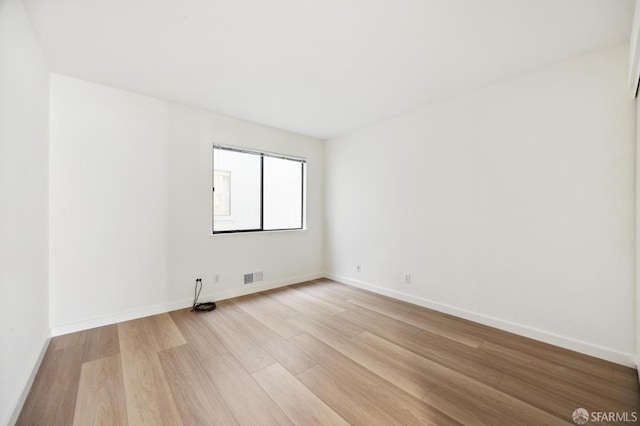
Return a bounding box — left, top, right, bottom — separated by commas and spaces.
213, 170, 231, 216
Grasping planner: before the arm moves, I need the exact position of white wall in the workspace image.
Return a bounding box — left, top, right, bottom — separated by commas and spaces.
49, 74, 323, 333
634, 1, 640, 375
636, 96, 640, 374
325, 44, 636, 365
0, 0, 50, 424
630, 1, 640, 95
49, 75, 171, 329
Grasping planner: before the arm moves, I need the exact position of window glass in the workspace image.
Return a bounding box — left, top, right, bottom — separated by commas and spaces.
263, 156, 303, 230
213, 148, 261, 232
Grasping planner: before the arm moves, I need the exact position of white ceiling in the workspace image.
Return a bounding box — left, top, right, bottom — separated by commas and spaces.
24, 0, 634, 139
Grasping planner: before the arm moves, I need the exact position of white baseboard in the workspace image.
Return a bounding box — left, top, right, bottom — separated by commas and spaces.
325, 273, 637, 368
8, 335, 51, 426
50, 272, 324, 336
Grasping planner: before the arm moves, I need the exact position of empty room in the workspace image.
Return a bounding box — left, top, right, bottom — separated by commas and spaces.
2, 0, 640, 424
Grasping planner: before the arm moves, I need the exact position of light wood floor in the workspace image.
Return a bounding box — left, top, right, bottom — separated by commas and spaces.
17, 279, 640, 425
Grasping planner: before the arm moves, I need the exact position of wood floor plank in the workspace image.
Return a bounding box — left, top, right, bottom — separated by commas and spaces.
319, 281, 425, 305
48, 324, 120, 363
478, 340, 637, 406
495, 374, 623, 425
118, 320, 183, 426
359, 338, 577, 426
252, 362, 349, 426
263, 287, 345, 317
233, 292, 303, 338
17, 346, 84, 426
238, 291, 300, 318
202, 304, 276, 372
308, 311, 365, 338
501, 367, 639, 414
82, 325, 120, 363
73, 354, 128, 426
440, 313, 617, 382
294, 364, 389, 426
406, 308, 486, 347
347, 297, 484, 348
425, 379, 572, 426
365, 324, 504, 388
157, 345, 237, 425
347, 291, 419, 314
298, 282, 427, 341
337, 305, 422, 340
289, 282, 358, 311
169, 308, 228, 361
202, 353, 293, 426
338, 335, 571, 426
307, 280, 364, 300
141, 313, 186, 351
613, 367, 640, 390
288, 315, 438, 398
413, 329, 638, 412
349, 332, 442, 399
48, 330, 88, 352
219, 302, 316, 375
354, 331, 500, 396
280, 287, 346, 315
291, 332, 461, 426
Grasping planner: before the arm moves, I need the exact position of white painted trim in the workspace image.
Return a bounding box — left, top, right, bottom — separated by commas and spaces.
326, 273, 637, 368
8, 335, 51, 425
50, 272, 324, 336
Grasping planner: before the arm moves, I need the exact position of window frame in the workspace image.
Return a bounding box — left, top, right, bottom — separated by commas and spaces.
212, 144, 306, 235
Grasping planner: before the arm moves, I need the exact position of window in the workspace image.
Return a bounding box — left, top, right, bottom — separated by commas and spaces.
213, 145, 305, 233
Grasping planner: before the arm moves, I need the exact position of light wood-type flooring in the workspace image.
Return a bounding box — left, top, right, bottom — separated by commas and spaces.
17, 279, 640, 425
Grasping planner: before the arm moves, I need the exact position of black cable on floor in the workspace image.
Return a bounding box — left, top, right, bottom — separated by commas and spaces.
192, 278, 216, 312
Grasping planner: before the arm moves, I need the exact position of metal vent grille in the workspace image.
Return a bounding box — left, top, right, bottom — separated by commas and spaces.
243, 271, 264, 285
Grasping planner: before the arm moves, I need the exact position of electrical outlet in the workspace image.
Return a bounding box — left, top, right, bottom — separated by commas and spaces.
404, 274, 411, 284
356, 264, 361, 273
